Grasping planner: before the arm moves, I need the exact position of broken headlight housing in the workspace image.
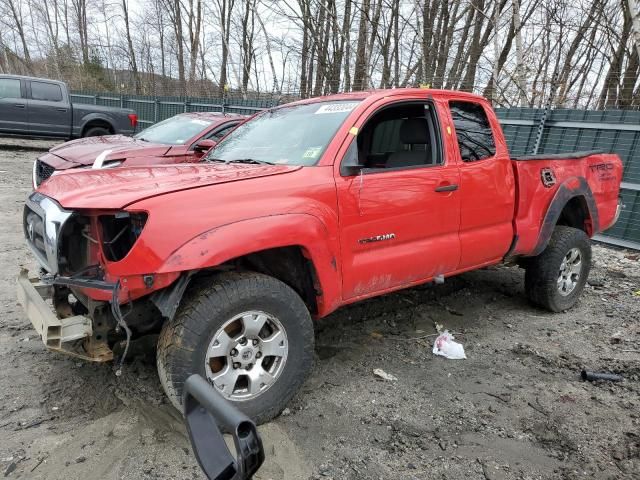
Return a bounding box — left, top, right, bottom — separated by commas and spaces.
99, 212, 148, 262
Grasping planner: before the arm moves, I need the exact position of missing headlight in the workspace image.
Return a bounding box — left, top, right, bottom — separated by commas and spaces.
99, 212, 148, 261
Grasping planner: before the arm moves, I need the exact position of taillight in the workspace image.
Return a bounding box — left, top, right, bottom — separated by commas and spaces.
128, 113, 138, 128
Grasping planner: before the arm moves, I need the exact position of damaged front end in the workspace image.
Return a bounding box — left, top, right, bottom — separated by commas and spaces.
18, 192, 172, 365
16, 269, 113, 362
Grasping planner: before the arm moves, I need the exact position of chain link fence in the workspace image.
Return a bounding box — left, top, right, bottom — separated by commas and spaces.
70, 91, 640, 250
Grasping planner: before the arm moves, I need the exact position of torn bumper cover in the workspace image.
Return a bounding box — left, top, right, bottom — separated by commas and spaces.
16, 269, 113, 362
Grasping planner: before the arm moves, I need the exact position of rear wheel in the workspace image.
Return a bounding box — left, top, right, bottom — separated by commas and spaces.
83, 126, 110, 137
157, 272, 314, 424
524, 226, 591, 312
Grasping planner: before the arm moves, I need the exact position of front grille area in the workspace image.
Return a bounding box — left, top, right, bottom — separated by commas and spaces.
34, 159, 55, 186
25, 209, 46, 258
23, 193, 72, 274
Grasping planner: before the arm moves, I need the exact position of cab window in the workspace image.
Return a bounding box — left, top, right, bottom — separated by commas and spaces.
450, 101, 496, 162
208, 123, 237, 140
354, 101, 442, 171
0, 79, 21, 99
31, 82, 63, 102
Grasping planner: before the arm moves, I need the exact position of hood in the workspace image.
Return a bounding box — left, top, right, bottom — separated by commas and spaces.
48, 135, 171, 166
37, 163, 302, 209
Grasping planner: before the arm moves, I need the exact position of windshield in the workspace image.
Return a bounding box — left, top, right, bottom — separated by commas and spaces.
205, 101, 360, 166
134, 115, 213, 145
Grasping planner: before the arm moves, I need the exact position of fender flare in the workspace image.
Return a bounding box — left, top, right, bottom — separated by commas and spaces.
157, 213, 342, 316
532, 176, 599, 256
79, 113, 116, 135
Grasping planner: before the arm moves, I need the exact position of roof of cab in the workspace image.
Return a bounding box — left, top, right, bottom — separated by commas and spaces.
275, 88, 490, 109
0, 74, 66, 85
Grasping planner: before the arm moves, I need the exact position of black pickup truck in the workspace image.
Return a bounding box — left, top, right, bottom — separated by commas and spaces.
0, 74, 137, 139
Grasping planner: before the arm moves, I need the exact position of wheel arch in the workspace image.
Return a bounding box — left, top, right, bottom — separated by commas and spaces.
532, 177, 599, 256
80, 115, 115, 136
156, 214, 342, 317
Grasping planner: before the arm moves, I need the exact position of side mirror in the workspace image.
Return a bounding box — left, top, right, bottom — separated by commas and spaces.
183, 375, 265, 480
194, 139, 217, 153
339, 141, 365, 176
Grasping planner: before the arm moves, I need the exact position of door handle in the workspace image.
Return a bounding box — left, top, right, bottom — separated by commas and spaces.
56, 108, 67, 112
15, 104, 25, 109
435, 184, 458, 192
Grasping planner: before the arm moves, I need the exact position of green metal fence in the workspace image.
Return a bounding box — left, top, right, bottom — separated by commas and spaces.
69, 92, 275, 126
69, 91, 640, 250
496, 108, 640, 250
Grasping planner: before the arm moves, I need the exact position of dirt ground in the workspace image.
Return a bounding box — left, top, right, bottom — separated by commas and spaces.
0, 138, 638, 480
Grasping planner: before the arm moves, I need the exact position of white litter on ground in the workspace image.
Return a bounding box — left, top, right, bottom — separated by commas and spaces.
432, 331, 467, 359
373, 368, 398, 381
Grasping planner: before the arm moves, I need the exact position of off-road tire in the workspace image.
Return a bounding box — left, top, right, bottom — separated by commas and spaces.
83, 126, 110, 137
525, 226, 591, 312
157, 271, 314, 424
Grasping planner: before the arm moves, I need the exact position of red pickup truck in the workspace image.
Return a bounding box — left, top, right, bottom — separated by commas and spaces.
18, 89, 622, 424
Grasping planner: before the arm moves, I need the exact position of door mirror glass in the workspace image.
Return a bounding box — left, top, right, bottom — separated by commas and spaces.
193, 139, 217, 153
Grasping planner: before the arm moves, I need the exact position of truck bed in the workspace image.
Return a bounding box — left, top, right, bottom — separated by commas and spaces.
510, 151, 622, 256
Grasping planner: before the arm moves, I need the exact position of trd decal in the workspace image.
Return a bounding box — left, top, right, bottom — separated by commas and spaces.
589, 163, 616, 181
359, 233, 396, 244
589, 163, 614, 172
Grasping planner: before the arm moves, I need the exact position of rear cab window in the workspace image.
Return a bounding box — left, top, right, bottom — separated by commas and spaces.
450, 101, 496, 162
208, 123, 237, 140
135, 115, 214, 145
30, 81, 63, 102
0, 79, 22, 99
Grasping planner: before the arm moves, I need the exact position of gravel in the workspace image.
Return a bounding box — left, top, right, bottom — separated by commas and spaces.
0, 141, 638, 479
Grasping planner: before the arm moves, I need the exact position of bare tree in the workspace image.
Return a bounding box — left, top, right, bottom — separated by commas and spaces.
1, 0, 32, 71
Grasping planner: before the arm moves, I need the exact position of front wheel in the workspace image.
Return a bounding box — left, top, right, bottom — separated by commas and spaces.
524, 226, 592, 312
157, 272, 314, 424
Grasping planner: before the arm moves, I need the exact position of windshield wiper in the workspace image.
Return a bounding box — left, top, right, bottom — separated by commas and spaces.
227, 158, 274, 165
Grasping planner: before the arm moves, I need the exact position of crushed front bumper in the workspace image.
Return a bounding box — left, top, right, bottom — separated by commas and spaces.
16, 269, 113, 362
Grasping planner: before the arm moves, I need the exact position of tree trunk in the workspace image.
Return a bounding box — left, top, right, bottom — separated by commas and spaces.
121, 0, 141, 93
7, 0, 33, 71
628, 0, 640, 61
188, 0, 202, 83
298, 0, 310, 96
352, 0, 371, 90
173, 0, 186, 94
512, 0, 527, 105
459, 0, 486, 92
218, 0, 234, 92
240, 0, 255, 94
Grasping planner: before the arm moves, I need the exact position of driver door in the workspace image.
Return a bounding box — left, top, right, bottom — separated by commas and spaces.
335, 98, 461, 300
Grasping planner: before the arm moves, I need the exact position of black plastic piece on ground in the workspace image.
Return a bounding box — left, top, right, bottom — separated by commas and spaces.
183, 374, 265, 480
581, 370, 623, 382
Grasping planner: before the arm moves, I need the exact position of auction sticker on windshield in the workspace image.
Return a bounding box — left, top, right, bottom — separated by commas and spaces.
315, 102, 359, 114
303, 147, 322, 159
